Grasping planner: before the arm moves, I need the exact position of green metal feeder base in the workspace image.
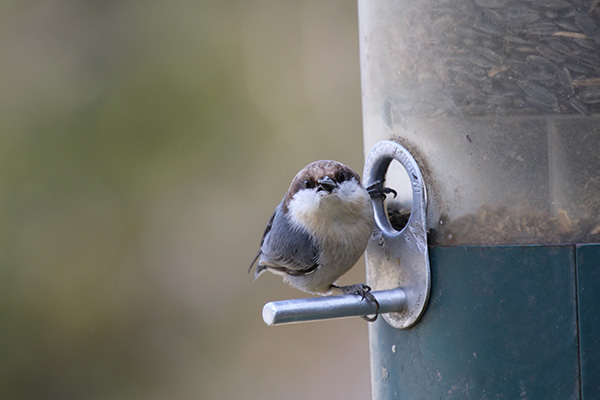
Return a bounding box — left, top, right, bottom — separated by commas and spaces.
369, 245, 600, 400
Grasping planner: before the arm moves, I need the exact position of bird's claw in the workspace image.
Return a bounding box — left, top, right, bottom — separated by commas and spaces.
333, 283, 380, 322
367, 180, 397, 200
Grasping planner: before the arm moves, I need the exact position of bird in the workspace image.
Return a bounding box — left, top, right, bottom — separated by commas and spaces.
249, 160, 395, 321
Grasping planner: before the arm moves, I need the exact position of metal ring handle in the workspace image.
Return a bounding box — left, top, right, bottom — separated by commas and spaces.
364, 140, 431, 329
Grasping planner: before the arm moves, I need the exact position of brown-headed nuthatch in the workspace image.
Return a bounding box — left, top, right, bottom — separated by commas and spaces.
249, 160, 395, 321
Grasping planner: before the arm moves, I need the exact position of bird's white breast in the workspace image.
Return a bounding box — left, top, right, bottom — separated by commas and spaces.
287, 181, 374, 245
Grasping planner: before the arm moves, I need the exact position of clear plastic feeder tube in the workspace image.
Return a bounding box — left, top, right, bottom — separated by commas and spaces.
359, 0, 600, 245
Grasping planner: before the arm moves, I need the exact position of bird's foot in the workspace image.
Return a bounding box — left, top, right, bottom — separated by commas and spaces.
367, 180, 397, 200
331, 283, 380, 322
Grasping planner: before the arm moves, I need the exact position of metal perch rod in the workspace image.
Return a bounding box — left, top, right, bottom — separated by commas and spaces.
262, 288, 406, 326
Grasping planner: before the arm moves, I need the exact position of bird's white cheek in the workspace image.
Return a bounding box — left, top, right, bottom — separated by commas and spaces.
287, 190, 321, 229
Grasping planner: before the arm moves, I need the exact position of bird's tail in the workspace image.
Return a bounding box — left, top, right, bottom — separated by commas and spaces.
248, 250, 268, 280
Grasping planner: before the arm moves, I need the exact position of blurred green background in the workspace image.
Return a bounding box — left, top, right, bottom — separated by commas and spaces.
1, 1, 370, 399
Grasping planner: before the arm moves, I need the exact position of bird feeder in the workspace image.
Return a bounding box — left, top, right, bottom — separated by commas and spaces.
359, 0, 600, 398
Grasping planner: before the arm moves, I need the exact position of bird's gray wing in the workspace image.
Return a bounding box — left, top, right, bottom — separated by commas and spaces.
251, 203, 319, 277
248, 209, 276, 273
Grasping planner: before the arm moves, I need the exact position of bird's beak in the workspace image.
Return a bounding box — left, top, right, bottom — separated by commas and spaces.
317, 176, 337, 193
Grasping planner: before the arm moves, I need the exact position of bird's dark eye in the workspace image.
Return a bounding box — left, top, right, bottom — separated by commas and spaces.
337, 172, 347, 183
304, 179, 312, 188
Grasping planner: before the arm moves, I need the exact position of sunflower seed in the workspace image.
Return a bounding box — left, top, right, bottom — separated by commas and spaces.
568, 95, 591, 115
558, 67, 574, 94
518, 80, 559, 109
527, 22, 558, 36
575, 12, 598, 37
474, 0, 508, 9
